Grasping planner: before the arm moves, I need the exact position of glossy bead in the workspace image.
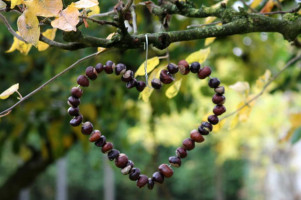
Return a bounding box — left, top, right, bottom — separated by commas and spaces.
208, 115, 219, 125
190, 62, 201, 73
169, 156, 181, 167
104, 60, 114, 74
137, 175, 148, 188
182, 138, 195, 151
95, 63, 104, 73
115, 153, 128, 168
208, 78, 220, 88
129, 168, 141, 181
152, 171, 164, 183
95, 135, 106, 147
176, 147, 187, 158
158, 164, 173, 178
190, 129, 205, 143
68, 107, 79, 116
178, 60, 190, 75
102, 142, 113, 153
122, 70, 134, 82
198, 66, 211, 79
167, 63, 179, 74
121, 160, 134, 175
215, 86, 225, 95
108, 149, 120, 161
147, 178, 155, 190
70, 115, 83, 126
68, 96, 80, 107
160, 69, 174, 84
136, 81, 146, 92
115, 63, 127, 75
202, 122, 213, 132
81, 121, 93, 135
71, 87, 83, 98
212, 94, 226, 105
213, 105, 226, 115
77, 75, 89, 87
89, 130, 101, 142
198, 125, 209, 135
85, 66, 98, 80
126, 79, 137, 89
151, 78, 162, 89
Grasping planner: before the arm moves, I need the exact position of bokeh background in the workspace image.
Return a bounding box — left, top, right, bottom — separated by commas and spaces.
0, 0, 301, 199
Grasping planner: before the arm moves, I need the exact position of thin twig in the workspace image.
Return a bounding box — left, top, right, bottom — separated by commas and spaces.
261, 4, 301, 15
221, 54, 301, 120
0, 13, 27, 42
240, 0, 257, 13
79, 16, 118, 27
0, 51, 102, 116
131, 5, 137, 34
90, 10, 115, 18
123, 0, 134, 13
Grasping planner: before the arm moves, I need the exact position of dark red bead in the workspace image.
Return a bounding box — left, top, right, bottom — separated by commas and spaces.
147, 178, 155, 190
104, 60, 114, 74
213, 105, 226, 115
115, 63, 126, 75
136, 81, 146, 92
95, 135, 106, 147
182, 138, 195, 151
122, 70, 134, 82
215, 86, 225, 95
169, 156, 181, 167
68, 107, 79, 116
202, 122, 213, 131
126, 79, 137, 89
208, 78, 220, 88
137, 175, 148, 188
102, 142, 113, 153
190, 62, 200, 73
95, 63, 104, 73
176, 147, 187, 158
89, 130, 101, 142
198, 66, 211, 79
121, 160, 134, 175
158, 164, 173, 178
77, 75, 89, 87
167, 63, 179, 74
108, 149, 120, 161
151, 78, 162, 89
71, 87, 83, 98
160, 69, 174, 84
198, 125, 209, 135
178, 60, 190, 75
85, 66, 98, 80
81, 121, 93, 135
212, 94, 226, 105
152, 171, 164, 183
129, 168, 141, 181
115, 153, 128, 168
70, 115, 83, 126
190, 129, 205, 143
208, 115, 219, 125
68, 96, 80, 107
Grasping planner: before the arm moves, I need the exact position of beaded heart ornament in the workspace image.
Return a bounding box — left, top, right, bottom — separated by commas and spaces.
67, 59, 226, 189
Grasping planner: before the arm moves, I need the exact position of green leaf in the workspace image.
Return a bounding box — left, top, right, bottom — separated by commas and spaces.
291, 127, 301, 144
135, 57, 160, 77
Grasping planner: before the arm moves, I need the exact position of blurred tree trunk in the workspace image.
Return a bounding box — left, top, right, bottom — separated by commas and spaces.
19, 188, 30, 200
215, 166, 224, 200
56, 157, 67, 200
103, 155, 115, 200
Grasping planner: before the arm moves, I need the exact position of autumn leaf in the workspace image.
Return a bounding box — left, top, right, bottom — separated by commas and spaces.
260, 0, 275, 13
256, 70, 271, 89
51, 3, 80, 32
37, 29, 57, 51
97, 33, 116, 52
250, 0, 262, 8
139, 86, 154, 103
17, 9, 40, 46
165, 79, 182, 99
205, 37, 216, 46
75, 0, 98, 9
25, 0, 63, 17
87, 5, 100, 16
8, 0, 23, 9
0, 83, 19, 100
0, 0, 6, 9
185, 47, 210, 64
6, 32, 32, 55
229, 81, 250, 95
135, 57, 160, 77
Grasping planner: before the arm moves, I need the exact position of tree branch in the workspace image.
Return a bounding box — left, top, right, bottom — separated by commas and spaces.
0, 13, 26, 42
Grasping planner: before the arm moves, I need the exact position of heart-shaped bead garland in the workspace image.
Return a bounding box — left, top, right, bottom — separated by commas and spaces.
67, 59, 226, 189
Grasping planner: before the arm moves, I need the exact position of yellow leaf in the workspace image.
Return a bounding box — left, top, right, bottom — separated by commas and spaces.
205, 37, 215, 46
230, 115, 239, 129
0, 0, 6, 9
17, 9, 40, 46
165, 79, 182, 99
0, 83, 19, 99
75, 0, 98, 9
250, 0, 262, 8
135, 57, 160, 77
97, 33, 115, 52
260, 0, 275, 13
51, 3, 80, 32
37, 29, 57, 51
213, 118, 226, 132
87, 5, 100, 16
10, 0, 23, 9
139, 86, 154, 103
229, 81, 250, 95
256, 70, 271, 89
185, 47, 210, 64
290, 113, 301, 128
25, 0, 63, 17
205, 17, 216, 24
6, 32, 32, 55
237, 101, 253, 122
